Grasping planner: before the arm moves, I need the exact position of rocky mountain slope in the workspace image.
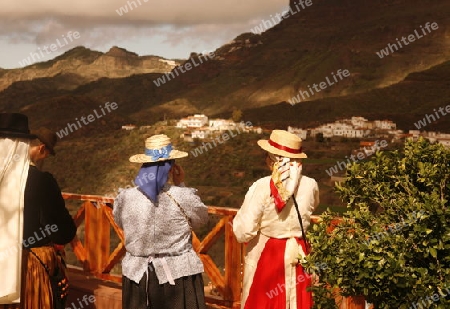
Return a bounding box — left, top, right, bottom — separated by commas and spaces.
0, 46, 179, 92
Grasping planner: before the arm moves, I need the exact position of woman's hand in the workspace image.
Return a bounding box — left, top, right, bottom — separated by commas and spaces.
172, 163, 185, 186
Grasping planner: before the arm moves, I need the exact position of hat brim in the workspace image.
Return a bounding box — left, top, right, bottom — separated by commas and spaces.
129, 150, 188, 163
0, 131, 37, 139
257, 140, 307, 159
30, 128, 56, 156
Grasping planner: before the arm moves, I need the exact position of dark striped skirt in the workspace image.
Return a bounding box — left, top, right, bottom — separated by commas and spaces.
122, 264, 206, 309
0, 246, 65, 309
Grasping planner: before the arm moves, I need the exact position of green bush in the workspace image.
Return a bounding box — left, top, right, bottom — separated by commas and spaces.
305, 138, 450, 309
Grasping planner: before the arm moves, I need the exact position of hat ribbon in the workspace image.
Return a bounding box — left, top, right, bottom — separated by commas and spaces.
268, 139, 302, 154
145, 144, 172, 161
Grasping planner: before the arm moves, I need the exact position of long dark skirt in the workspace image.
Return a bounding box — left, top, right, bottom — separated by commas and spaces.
122, 264, 206, 309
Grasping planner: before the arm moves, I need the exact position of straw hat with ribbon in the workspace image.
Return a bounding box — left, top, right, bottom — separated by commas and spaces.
129, 134, 188, 163
257, 130, 307, 159
258, 130, 307, 212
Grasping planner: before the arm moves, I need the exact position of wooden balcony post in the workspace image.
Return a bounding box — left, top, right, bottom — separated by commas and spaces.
224, 215, 242, 309
84, 201, 110, 273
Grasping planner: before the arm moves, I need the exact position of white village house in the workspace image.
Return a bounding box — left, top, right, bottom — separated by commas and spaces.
191, 129, 210, 139
177, 114, 262, 141
292, 117, 397, 140
176, 114, 209, 128
209, 119, 236, 131
287, 126, 307, 140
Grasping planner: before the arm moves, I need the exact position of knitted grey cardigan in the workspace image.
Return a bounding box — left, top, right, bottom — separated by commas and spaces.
113, 185, 208, 284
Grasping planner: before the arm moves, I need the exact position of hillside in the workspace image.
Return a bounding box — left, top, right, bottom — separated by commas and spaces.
142, 0, 450, 114
45, 124, 377, 213
0, 46, 179, 92
225, 60, 450, 132
7, 58, 450, 137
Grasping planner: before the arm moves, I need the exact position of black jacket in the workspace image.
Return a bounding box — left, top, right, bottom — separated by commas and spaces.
23, 165, 76, 248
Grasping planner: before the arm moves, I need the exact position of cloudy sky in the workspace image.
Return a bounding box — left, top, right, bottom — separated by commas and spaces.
0, 0, 289, 69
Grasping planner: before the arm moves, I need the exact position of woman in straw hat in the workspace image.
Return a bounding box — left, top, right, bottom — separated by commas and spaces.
113, 134, 208, 309
233, 130, 319, 309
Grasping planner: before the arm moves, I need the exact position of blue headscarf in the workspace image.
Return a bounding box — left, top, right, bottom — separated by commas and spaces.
134, 160, 174, 202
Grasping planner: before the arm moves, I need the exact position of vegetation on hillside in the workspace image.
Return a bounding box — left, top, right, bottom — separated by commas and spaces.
45, 123, 402, 214
216, 60, 450, 132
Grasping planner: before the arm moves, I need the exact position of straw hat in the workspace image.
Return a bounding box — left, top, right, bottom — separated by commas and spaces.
32, 127, 57, 155
0, 113, 36, 139
257, 129, 307, 158
129, 134, 188, 163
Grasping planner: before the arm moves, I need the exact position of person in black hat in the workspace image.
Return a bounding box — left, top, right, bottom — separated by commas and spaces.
0, 115, 76, 309
21, 127, 76, 309
0, 113, 35, 306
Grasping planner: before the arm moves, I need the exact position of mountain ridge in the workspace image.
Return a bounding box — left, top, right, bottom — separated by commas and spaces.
0, 46, 180, 92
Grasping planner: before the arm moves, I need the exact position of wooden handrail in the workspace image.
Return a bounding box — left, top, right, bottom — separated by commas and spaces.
62, 192, 252, 309
61, 192, 362, 309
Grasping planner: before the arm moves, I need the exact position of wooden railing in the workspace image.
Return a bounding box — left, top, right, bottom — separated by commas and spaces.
62, 192, 245, 309
62, 193, 366, 309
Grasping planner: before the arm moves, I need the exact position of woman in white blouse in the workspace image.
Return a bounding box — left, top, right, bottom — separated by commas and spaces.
113, 134, 208, 309
233, 130, 319, 309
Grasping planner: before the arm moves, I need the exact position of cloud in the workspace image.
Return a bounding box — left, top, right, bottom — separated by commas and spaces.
0, 1, 289, 68
0, 1, 288, 42
0, 1, 288, 25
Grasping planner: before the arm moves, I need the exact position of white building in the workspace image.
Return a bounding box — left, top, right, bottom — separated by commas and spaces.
251, 126, 263, 134
337, 129, 366, 138
308, 116, 399, 139
435, 132, 450, 139
332, 123, 358, 137
350, 117, 369, 128
176, 114, 209, 128
408, 130, 421, 139
122, 124, 136, 130
209, 119, 235, 131
373, 120, 396, 130
310, 126, 333, 138
438, 139, 450, 148
287, 126, 307, 140
191, 129, 210, 139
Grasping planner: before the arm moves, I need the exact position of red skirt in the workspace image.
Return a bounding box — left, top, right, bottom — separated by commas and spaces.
244, 238, 312, 309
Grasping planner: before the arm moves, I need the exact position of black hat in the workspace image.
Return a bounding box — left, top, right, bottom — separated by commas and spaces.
31, 127, 57, 155
0, 113, 36, 139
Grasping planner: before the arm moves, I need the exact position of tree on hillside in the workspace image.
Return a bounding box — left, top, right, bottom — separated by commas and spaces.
232, 108, 243, 123
315, 133, 324, 143
305, 138, 450, 309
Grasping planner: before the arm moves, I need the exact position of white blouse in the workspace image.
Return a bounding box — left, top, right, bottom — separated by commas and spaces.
233, 175, 319, 242
233, 175, 319, 309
